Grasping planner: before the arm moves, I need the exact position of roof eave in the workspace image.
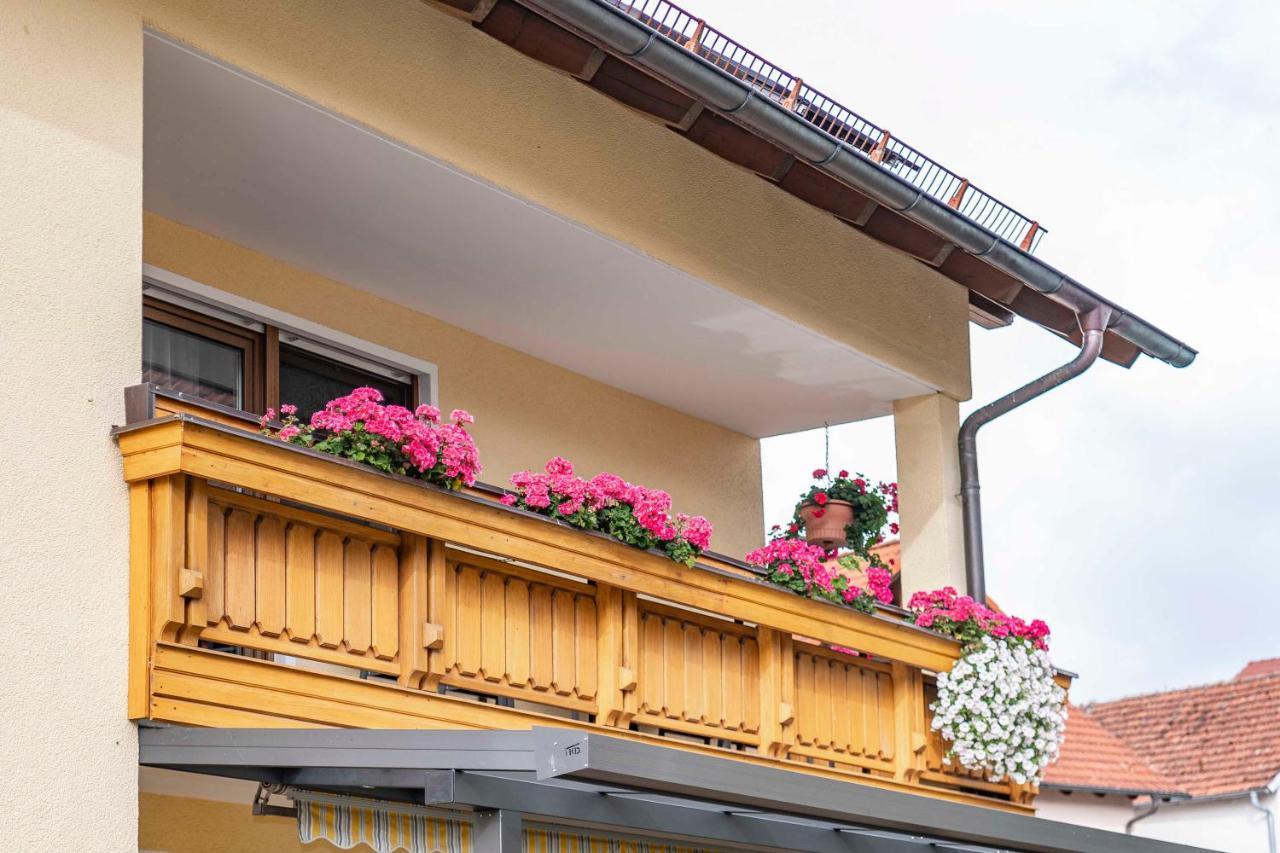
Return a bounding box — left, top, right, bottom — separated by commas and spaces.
457, 0, 1197, 369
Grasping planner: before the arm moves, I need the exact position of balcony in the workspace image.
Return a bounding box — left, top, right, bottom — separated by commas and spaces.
118, 387, 1066, 812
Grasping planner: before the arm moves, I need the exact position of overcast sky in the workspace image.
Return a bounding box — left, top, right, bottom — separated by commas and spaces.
686, 0, 1280, 702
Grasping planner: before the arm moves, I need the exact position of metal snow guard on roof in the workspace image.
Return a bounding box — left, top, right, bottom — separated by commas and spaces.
604, 0, 1047, 252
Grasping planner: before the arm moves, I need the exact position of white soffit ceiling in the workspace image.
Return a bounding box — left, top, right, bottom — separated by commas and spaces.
142, 33, 934, 437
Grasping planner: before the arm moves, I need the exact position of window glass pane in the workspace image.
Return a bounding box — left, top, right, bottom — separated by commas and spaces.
279, 345, 411, 422
143, 318, 244, 408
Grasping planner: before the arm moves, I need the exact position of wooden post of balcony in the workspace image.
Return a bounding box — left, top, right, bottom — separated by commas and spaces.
892, 661, 927, 785
424, 537, 451, 690
595, 583, 638, 727
179, 476, 208, 645
757, 627, 795, 758
398, 533, 432, 688
150, 474, 189, 645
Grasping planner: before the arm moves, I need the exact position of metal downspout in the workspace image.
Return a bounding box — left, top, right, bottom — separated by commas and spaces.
958, 307, 1111, 602
1251, 790, 1277, 853
1126, 798, 1161, 835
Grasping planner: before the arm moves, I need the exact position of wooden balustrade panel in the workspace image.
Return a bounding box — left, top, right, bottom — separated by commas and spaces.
919, 680, 1016, 798
201, 491, 401, 675
442, 554, 598, 714
634, 603, 760, 745
790, 646, 896, 774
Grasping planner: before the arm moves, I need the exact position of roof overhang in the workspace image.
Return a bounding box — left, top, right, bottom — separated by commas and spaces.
139, 723, 1210, 853
433, 0, 1196, 370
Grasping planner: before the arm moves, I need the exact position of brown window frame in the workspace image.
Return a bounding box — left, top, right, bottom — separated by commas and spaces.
142, 294, 420, 416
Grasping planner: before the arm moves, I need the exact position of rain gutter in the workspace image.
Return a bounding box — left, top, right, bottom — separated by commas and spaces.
519, 0, 1197, 369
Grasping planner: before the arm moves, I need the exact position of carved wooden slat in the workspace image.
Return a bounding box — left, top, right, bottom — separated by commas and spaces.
255, 516, 287, 637
863, 667, 881, 757
662, 617, 685, 717
722, 635, 742, 731
455, 564, 481, 677
639, 612, 664, 714
850, 667, 868, 756
551, 590, 576, 697
742, 634, 762, 735
702, 629, 722, 727
795, 651, 815, 746
504, 578, 530, 687
343, 540, 372, 655
371, 544, 399, 661
224, 509, 256, 632
205, 503, 226, 625
814, 655, 833, 749
314, 531, 344, 649
878, 671, 896, 760
832, 661, 852, 753
286, 524, 316, 643
682, 623, 703, 723
575, 595, 597, 701
529, 584, 553, 691
480, 571, 506, 683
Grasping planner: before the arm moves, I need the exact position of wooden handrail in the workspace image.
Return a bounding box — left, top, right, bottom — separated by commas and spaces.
117, 412, 1040, 808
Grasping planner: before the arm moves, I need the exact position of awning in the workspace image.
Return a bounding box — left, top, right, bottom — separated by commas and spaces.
292, 788, 714, 853
139, 723, 1210, 853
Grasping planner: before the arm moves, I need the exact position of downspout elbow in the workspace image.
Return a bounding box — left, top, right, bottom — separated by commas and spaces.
959, 307, 1111, 602
1126, 797, 1161, 835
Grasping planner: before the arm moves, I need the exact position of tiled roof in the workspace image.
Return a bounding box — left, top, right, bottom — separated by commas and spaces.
1235, 658, 1280, 681
1043, 706, 1184, 795
1050, 671, 1280, 798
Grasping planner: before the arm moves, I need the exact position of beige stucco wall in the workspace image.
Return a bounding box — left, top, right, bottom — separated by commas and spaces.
131, 0, 970, 402
0, 2, 142, 851
140, 793, 328, 853
145, 213, 766, 557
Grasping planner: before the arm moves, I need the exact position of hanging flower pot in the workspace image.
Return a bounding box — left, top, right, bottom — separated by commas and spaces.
798, 498, 854, 549
777, 468, 899, 556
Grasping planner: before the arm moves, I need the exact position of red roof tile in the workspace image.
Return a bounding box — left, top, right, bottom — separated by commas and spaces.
1069, 672, 1280, 797
1043, 705, 1184, 795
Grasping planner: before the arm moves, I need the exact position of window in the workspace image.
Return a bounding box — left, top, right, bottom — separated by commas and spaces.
279, 343, 411, 421
142, 297, 262, 409
140, 279, 431, 417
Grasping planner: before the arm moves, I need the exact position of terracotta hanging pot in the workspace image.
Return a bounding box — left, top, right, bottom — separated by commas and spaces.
799, 500, 855, 550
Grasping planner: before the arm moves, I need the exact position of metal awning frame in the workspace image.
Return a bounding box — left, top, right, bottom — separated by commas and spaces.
138, 723, 1207, 853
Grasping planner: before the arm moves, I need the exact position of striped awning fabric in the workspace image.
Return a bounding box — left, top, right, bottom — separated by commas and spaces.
292, 790, 718, 853
295, 790, 470, 853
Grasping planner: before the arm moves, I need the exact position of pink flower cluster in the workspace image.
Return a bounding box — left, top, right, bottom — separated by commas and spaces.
501, 457, 713, 558
745, 540, 892, 610
863, 564, 894, 603
261, 387, 481, 489
907, 586, 1050, 650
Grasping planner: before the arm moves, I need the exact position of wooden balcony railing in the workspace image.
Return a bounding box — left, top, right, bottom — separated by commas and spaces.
118, 389, 1057, 810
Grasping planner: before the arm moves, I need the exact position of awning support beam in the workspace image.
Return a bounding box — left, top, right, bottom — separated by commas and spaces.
474, 808, 523, 853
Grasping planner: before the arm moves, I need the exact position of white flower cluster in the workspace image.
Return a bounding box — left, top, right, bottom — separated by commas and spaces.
931, 635, 1068, 785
